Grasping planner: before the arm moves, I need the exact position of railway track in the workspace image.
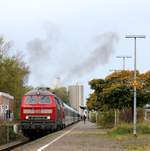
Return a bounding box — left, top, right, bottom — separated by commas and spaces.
0, 138, 29, 151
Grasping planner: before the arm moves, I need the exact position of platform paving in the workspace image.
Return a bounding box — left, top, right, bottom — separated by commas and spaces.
13, 121, 127, 151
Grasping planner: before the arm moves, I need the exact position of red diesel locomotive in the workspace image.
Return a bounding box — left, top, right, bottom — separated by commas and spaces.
20, 88, 80, 138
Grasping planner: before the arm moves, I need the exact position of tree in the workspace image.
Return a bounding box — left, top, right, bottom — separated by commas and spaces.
139, 71, 150, 106
0, 36, 29, 119
102, 84, 132, 109
52, 87, 70, 105
87, 93, 97, 110
87, 70, 150, 111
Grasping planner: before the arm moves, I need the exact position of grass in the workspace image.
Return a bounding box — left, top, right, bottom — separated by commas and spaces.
122, 135, 150, 151
108, 123, 150, 151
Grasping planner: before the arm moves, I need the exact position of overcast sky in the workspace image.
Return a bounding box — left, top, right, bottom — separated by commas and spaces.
0, 0, 149, 100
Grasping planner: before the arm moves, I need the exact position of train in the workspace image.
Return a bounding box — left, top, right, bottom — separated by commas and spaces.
20, 88, 80, 138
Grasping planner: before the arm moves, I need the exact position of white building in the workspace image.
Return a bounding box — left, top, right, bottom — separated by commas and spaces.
52, 77, 61, 89
0, 92, 14, 120
68, 84, 84, 114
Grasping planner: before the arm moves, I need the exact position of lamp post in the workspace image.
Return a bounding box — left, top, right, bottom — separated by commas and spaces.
116, 56, 132, 70
125, 35, 146, 136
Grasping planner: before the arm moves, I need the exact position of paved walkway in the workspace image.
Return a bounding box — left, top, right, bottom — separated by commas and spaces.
13, 121, 127, 151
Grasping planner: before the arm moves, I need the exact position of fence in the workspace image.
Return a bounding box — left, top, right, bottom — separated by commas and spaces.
89, 108, 144, 128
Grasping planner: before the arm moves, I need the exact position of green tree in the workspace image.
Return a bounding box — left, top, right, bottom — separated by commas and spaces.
102, 84, 132, 109
52, 87, 70, 105
0, 36, 29, 119
87, 70, 150, 111
87, 93, 97, 110
139, 71, 150, 106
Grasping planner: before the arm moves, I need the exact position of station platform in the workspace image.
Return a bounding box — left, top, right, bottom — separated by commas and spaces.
13, 121, 126, 151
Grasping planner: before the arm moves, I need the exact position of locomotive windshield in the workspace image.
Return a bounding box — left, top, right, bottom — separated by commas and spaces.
25, 95, 51, 104
39, 96, 51, 104
25, 96, 36, 104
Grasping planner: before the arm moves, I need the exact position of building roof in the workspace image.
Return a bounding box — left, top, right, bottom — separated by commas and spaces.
0, 92, 14, 100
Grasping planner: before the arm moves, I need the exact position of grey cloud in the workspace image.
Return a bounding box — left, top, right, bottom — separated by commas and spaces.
26, 22, 61, 85
63, 32, 119, 81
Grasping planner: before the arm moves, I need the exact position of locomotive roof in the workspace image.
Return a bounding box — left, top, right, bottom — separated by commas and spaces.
25, 89, 54, 96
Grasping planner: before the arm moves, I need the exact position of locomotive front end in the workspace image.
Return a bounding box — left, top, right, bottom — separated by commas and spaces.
20, 90, 57, 138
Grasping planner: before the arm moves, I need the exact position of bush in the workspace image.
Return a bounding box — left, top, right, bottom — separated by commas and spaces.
89, 112, 96, 123
137, 108, 144, 123
119, 108, 132, 123
110, 123, 150, 136
0, 122, 21, 145
110, 123, 132, 136
113, 108, 144, 124
96, 111, 114, 128
137, 123, 150, 134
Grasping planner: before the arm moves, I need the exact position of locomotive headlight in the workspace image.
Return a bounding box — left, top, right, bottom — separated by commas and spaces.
47, 116, 50, 119
25, 116, 29, 119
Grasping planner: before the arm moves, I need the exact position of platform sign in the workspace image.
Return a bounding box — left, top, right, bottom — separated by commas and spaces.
0, 105, 9, 113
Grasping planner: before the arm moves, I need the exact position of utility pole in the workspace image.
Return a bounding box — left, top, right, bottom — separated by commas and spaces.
125, 35, 145, 136
116, 56, 132, 70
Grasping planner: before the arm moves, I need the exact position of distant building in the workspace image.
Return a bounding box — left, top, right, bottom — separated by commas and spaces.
0, 92, 14, 120
68, 84, 84, 114
52, 77, 61, 89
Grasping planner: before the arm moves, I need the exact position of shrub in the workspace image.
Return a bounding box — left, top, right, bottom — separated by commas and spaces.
110, 123, 132, 136
119, 108, 132, 123
110, 123, 150, 136
137, 108, 144, 123
90, 112, 96, 123
137, 123, 150, 134
96, 111, 114, 128
0, 122, 21, 145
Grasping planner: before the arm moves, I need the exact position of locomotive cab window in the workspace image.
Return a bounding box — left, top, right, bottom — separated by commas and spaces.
39, 96, 51, 104
25, 96, 36, 104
